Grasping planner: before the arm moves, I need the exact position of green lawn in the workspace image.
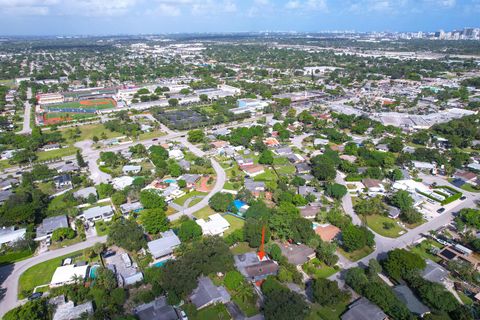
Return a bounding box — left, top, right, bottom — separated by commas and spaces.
365, 214, 406, 238
273, 156, 289, 165
275, 164, 296, 175
409, 239, 443, 263
253, 169, 277, 182
458, 291, 474, 305
233, 296, 258, 317
193, 206, 216, 219
184, 303, 231, 320
95, 220, 111, 236
230, 242, 255, 255
18, 250, 86, 298
48, 236, 83, 250
223, 215, 245, 235
60, 123, 122, 143
307, 302, 349, 320
173, 191, 207, 206
0, 249, 35, 266
338, 246, 374, 262
188, 197, 203, 208
0, 159, 12, 170
223, 181, 236, 190
461, 184, 480, 193
302, 258, 338, 279
138, 130, 166, 141
36, 146, 78, 161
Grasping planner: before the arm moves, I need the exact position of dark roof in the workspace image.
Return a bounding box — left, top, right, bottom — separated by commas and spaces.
393, 285, 430, 315
278, 242, 315, 266
36, 215, 68, 238
421, 259, 449, 284
134, 296, 179, 320
245, 260, 279, 278
190, 276, 230, 309
341, 298, 387, 320
439, 248, 457, 260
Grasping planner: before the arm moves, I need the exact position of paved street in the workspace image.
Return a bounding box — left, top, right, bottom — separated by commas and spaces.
0, 236, 107, 317
19, 88, 32, 135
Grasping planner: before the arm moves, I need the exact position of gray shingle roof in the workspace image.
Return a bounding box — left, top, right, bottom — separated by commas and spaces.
190, 276, 231, 309
341, 298, 387, 320
147, 230, 181, 259
134, 296, 179, 320
393, 285, 430, 315
36, 215, 68, 238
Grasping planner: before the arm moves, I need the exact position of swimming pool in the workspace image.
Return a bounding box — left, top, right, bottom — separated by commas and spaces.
89, 265, 100, 279
163, 179, 177, 184
233, 199, 247, 210
312, 222, 320, 230
153, 260, 170, 268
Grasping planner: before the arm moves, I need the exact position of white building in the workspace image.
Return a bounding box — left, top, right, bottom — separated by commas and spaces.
50, 264, 88, 287
122, 165, 142, 175
78, 205, 115, 223
37, 93, 64, 106
112, 176, 134, 190
168, 149, 184, 160
196, 214, 230, 236
0, 226, 26, 246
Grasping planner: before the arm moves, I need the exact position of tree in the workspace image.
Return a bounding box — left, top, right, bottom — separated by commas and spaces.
262, 279, 309, 320
224, 271, 244, 291
268, 243, 282, 261
168, 98, 178, 107
96, 183, 114, 199
389, 168, 403, 181
208, 192, 233, 212
383, 249, 426, 281
3, 299, 49, 320
258, 150, 274, 165
311, 156, 337, 181
400, 207, 423, 224
95, 267, 117, 290
387, 137, 404, 153
341, 225, 375, 252
324, 183, 347, 200
51, 227, 75, 242
391, 190, 413, 212
140, 190, 166, 210
111, 192, 126, 206
108, 219, 146, 252
76, 150, 87, 167
139, 208, 169, 234
354, 196, 387, 216
177, 219, 202, 242
244, 218, 270, 247
187, 129, 205, 143
311, 278, 350, 306
291, 218, 316, 244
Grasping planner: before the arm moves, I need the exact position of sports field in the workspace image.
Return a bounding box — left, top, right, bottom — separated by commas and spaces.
46, 98, 116, 111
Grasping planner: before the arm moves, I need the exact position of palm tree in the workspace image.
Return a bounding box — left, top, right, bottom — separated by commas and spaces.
236, 283, 254, 303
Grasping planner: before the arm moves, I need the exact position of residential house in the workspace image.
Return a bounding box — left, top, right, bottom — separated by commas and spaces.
298, 186, 321, 199
412, 161, 436, 173
196, 214, 230, 236
134, 296, 181, 320
277, 242, 316, 266
36, 215, 69, 241
162, 185, 185, 202
453, 170, 478, 186
168, 149, 184, 160
50, 295, 94, 320
341, 298, 388, 320
189, 276, 231, 310
53, 174, 73, 189
375, 144, 389, 152
234, 252, 279, 282
50, 264, 89, 287
42, 143, 61, 152
264, 137, 280, 147
0, 178, 18, 191
362, 178, 385, 195
73, 187, 97, 200
0, 189, 13, 204
120, 201, 143, 215
295, 163, 311, 174
180, 174, 201, 188
300, 205, 320, 219
0, 226, 26, 246
147, 230, 181, 260
274, 146, 293, 156
340, 155, 357, 163
242, 164, 265, 177
112, 176, 134, 190
178, 159, 191, 171
315, 224, 341, 242
122, 165, 142, 175
78, 205, 115, 223
313, 138, 329, 147
244, 178, 266, 196
287, 153, 305, 164
387, 206, 401, 219
235, 156, 254, 167
393, 285, 430, 317
58, 163, 80, 174
421, 259, 449, 284
210, 140, 229, 149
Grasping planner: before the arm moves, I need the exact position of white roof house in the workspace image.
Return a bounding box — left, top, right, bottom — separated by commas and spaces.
112, 176, 134, 190
168, 149, 184, 160
147, 230, 181, 259
392, 179, 430, 194
412, 161, 435, 170
50, 264, 88, 287
196, 214, 230, 236
0, 227, 26, 246
122, 165, 142, 174
79, 205, 115, 222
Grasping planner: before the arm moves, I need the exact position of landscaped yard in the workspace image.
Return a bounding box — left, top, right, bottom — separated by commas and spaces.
253, 169, 277, 182
409, 239, 443, 263
95, 220, 111, 236
307, 301, 349, 320
60, 123, 122, 143
223, 214, 245, 235
138, 130, 166, 141
0, 249, 34, 266
193, 206, 215, 219
183, 303, 231, 320
230, 242, 255, 255
233, 296, 259, 317
165, 206, 177, 216
274, 164, 296, 175
173, 191, 206, 206
302, 258, 338, 279
461, 184, 480, 193
36, 146, 78, 161
365, 214, 406, 238
18, 249, 87, 298
338, 246, 374, 262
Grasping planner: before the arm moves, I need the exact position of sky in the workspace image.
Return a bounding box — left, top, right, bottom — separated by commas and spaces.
0, 0, 479, 35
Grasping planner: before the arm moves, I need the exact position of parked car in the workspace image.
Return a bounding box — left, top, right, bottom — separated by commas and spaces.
28, 292, 43, 300
152, 138, 158, 141
437, 207, 446, 213
460, 196, 466, 201
101, 250, 116, 258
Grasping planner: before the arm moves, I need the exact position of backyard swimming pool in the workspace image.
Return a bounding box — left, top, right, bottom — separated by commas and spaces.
163, 179, 177, 184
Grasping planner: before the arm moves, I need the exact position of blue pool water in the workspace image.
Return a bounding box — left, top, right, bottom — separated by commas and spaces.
89, 265, 100, 279
233, 199, 247, 210
153, 260, 170, 268
163, 179, 177, 184
312, 222, 320, 230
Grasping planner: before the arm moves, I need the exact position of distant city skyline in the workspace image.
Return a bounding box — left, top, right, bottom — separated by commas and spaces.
0, 0, 479, 35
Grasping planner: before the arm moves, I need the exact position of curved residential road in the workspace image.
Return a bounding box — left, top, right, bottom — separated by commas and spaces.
0, 235, 107, 317
168, 137, 226, 221
291, 133, 312, 149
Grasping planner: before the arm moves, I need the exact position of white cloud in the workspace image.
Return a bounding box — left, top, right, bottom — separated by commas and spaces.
285, 0, 301, 9
285, 0, 327, 11
147, 3, 181, 16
